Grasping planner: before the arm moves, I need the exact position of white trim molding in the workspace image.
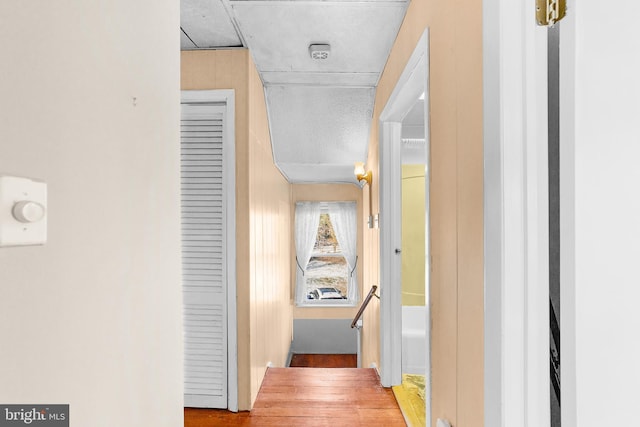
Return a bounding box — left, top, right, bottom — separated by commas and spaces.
483, 1, 550, 426
379, 119, 403, 387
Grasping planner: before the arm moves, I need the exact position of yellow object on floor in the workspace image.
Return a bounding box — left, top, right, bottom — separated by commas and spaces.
392, 374, 426, 427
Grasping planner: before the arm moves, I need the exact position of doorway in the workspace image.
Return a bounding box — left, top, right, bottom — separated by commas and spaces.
379, 29, 431, 426
180, 90, 238, 411
400, 101, 428, 375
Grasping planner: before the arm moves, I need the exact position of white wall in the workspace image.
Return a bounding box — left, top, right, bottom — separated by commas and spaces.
0, 2, 183, 426
561, 2, 640, 426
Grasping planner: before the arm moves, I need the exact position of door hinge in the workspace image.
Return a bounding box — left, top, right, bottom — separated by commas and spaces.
536, 0, 567, 26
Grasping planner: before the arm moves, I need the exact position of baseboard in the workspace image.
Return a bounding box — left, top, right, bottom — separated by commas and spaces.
370, 362, 380, 377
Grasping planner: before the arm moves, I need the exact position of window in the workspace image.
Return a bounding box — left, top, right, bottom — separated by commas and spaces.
294, 202, 358, 306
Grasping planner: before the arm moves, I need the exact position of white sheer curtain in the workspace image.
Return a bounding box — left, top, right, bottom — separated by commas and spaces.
327, 202, 359, 304
294, 202, 322, 305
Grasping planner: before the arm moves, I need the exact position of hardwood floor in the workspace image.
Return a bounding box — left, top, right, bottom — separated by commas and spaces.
289, 353, 357, 368
184, 367, 406, 426
184, 408, 250, 426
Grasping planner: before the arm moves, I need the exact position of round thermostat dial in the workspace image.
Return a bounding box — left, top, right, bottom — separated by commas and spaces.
12, 201, 46, 223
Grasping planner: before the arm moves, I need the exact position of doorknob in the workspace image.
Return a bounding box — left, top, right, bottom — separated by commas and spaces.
395, 249, 401, 254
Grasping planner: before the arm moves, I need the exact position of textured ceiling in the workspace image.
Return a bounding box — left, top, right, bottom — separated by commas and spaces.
181, 0, 409, 184
229, 1, 408, 86
265, 85, 375, 183
181, 0, 242, 48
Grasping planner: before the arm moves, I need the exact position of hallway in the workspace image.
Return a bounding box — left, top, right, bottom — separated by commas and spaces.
185, 368, 406, 426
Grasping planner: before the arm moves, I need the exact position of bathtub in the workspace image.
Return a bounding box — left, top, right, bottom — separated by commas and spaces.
402, 305, 428, 375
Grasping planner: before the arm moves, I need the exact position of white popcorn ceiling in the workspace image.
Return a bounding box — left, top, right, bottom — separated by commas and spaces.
265, 85, 375, 183
181, 0, 243, 48
181, 0, 409, 184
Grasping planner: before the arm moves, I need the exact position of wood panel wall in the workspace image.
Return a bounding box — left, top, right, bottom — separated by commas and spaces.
247, 57, 294, 406
362, 1, 484, 425
181, 50, 293, 410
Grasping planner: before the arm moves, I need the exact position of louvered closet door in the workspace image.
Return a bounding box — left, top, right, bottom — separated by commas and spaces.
181, 103, 227, 408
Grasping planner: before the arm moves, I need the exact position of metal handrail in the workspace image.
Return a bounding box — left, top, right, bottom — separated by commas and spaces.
351, 285, 379, 328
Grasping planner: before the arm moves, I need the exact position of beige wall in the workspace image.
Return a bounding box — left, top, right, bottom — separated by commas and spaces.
247, 58, 293, 406
182, 50, 293, 410
291, 184, 363, 320
0, 1, 183, 426
402, 165, 426, 306
362, 1, 484, 426
361, 173, 380, 370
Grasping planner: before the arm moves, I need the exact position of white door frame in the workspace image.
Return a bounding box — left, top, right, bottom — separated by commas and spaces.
379, 29, 431, 425
483, 1, 551, 426
181, 89, 238, 412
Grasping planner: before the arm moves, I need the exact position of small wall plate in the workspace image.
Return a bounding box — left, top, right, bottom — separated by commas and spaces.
0, 176, 47, 247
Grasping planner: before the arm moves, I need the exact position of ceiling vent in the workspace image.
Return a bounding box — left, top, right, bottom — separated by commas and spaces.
309, 44, 331, 60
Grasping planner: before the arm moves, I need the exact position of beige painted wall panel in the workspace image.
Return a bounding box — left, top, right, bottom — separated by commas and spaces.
0, 2, 183, 425
180, 52, 214, 88
454, 0, 485, 424
291, 184, 363, 320
181, 50, 293, 410
423, 2, 461, 423
363, 0, 484, 425
214, 50, 234, 88
182, 49, 253, 410
361, 132, 381, 370
248, 58, 293, 405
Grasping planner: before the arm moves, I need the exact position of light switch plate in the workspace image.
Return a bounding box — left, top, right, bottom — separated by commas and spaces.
0, 176, 47, 247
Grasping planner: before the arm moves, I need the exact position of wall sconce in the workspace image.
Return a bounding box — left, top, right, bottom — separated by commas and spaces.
354, 162, 375, 228
354, 162, 371, 187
